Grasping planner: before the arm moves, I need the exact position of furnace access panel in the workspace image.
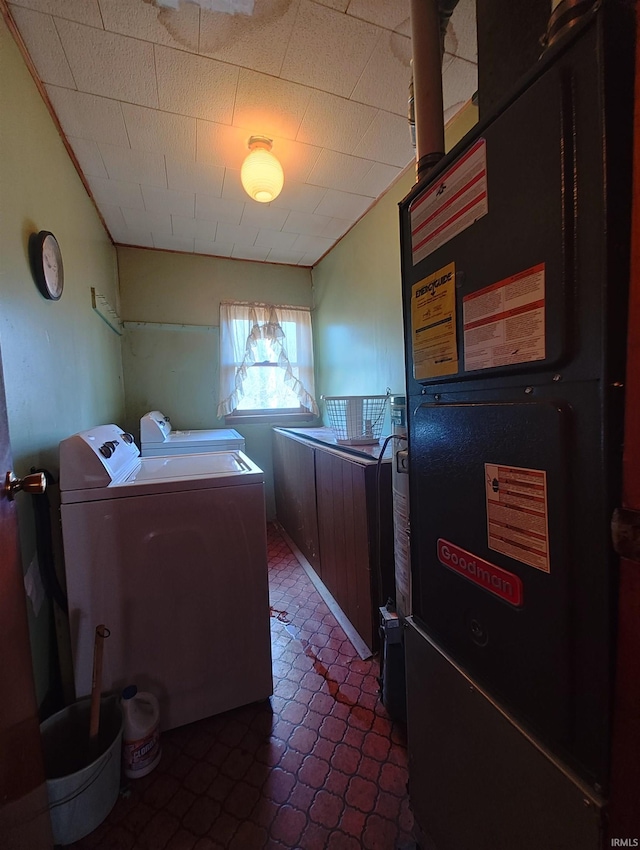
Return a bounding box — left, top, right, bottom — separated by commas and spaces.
399, 4, 633, 788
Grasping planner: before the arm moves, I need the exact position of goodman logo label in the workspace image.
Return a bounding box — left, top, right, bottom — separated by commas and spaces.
437, 539, 523, 607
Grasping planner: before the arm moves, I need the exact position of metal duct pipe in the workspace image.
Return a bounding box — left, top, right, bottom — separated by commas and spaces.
409, 0, 459, 182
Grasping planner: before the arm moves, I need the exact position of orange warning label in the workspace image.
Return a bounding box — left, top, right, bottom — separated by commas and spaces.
485, 463, 550, 573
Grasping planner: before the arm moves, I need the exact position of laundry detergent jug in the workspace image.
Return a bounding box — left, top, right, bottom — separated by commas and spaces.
121, 686, 161, 779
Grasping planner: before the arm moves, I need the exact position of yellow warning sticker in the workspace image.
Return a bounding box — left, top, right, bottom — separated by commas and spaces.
485, 463, 550, 573
411, 262, 459, 380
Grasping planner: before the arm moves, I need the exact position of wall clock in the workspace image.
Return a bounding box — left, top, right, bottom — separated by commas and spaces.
29, 230, 64, 301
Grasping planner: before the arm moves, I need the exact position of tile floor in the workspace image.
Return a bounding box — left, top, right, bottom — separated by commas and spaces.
70, 524, 414, 850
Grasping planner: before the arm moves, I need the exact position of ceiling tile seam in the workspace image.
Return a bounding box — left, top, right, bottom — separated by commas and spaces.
302, 171, 380, 200
345, 12, 411, 38
95, 0, 107, 31
197, 5, 202, 54
162, 155, 170, 197
151, 44, 163, 138
346, 27, 388, 104
50, 12, 79, 91
444, 51, 478, 68
9, 3, 101, 31
274, 0, 303, 79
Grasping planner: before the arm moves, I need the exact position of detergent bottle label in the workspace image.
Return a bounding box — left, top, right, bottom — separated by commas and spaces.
123, 726, 160, 774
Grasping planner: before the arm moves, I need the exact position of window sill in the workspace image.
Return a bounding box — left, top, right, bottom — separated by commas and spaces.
225, 412, 318, 427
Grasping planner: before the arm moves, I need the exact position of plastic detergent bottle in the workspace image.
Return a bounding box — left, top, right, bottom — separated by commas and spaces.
121, 686, 161, 779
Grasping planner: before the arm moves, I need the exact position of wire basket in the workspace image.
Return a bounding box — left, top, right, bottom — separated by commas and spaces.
322, 395, 389, 445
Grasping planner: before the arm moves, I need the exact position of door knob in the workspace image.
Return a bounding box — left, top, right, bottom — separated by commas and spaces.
4, 471, 47, 501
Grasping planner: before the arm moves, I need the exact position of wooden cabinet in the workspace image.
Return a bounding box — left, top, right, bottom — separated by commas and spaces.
272, 427, 394, 652
272, 427, 320, 571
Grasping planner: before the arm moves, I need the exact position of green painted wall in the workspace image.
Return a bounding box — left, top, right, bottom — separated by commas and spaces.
0, 15, 124, 708
312, 103, 479, 431
117, 246, 315, 517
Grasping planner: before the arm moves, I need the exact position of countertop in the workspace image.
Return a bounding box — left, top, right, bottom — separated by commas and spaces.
274, 426, 393, 462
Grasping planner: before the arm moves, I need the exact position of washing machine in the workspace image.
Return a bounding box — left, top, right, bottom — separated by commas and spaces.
59, 424, 273, 731
140, 410, 245, 457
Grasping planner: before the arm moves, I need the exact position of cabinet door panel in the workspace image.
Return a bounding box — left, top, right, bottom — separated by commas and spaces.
316, 450, 372, 648
273, 431, 320, 571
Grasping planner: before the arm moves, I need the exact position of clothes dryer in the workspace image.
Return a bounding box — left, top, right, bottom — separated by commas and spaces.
59, 424, 272, 731
140, 410, 244, 457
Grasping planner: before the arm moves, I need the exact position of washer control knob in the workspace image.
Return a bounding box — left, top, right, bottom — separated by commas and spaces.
120, 432, 135, 444
99, 443, 113, 458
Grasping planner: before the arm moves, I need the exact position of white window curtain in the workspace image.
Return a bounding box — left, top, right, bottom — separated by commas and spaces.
217, 301, 319, 417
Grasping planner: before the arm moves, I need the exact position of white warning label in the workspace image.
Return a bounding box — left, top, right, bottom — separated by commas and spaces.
485, 464, 550, 573
463, 264, 546, 372
410, 138, 488, 266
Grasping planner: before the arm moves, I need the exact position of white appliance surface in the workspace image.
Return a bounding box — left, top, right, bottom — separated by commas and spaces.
140, 410, 245, 457
59, 424, 272, 731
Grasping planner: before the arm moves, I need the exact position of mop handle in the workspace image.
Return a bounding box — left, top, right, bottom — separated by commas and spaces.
89, 625, 110, 739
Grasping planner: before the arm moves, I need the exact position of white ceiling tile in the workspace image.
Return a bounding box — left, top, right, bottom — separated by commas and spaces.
122, 207, 172, 233
233, 69, 311, 141
269, 180, 326, 214
353, 110, 414, 167
221, 169, 251, 202
98, 203, 126, 234
314, 188, 372, 219
199, 0, 300, 77
172, 217, 218, 242
267, 137, 322, 184
240, 204, 289, 231
307, 150, 374, 193
197, 121, 252, 170
55, 20, 158, 107
267, 248, 306, 265
322, 217, 353, 239
9, 6, 76, 87
155, 45, 239, 124
9, 0, 102, 26
142, 185, 195, 218
196, 195, 244, 224
282, 211, 332, 237
87, 175, 144, 209
291, 234, 334, 255
442, 55, 478, 114
350, 161, 402, 198
45, 86, 129, 145
281, 0, 379, 98
122, 207, 173, 236
99, 144, 167, 187
97, 0, 200, 52
215, 222, 259, 245
122, 104, 196, 160
296, 91, 376, 155
194, 239, 233, 258
231, 244, 270, 262
346, 0, 410, 33
68, 136, 108, 178
152, 234, 195, 253
446, 0, 477, 63
299, 252, 320, 266
255, 229, 299, 251
350, 29, 411, 116
166, 159, 224, 197
315, 0, 348, 10
110, 226, 154, 248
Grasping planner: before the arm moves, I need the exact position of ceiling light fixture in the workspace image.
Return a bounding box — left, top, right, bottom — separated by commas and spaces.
240, 136, 284, 204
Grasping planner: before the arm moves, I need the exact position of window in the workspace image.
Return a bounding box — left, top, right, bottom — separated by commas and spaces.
217, 302, 318, 421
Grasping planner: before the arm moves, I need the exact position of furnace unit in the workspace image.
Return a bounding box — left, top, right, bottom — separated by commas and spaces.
399, 2, 634, 848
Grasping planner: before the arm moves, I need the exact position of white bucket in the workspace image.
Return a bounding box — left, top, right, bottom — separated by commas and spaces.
40, 696, 123, 846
